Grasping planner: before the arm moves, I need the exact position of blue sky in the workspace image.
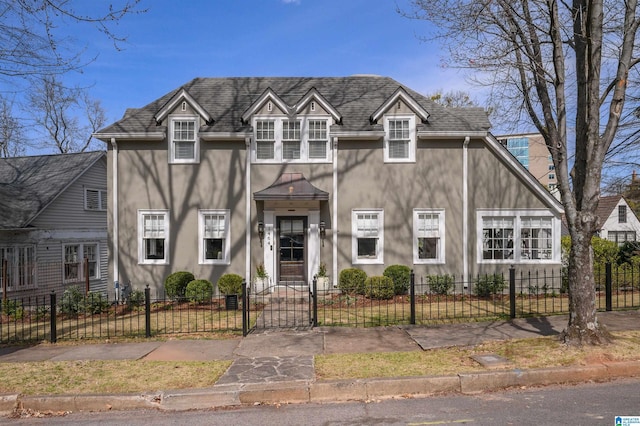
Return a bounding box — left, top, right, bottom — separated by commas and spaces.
67, 0, 474, 126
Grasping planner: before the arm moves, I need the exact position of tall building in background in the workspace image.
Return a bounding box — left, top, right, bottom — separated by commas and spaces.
497, 133, 558, 197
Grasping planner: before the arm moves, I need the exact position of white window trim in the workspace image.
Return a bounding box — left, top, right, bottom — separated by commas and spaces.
0, 245, 36, 291
413, 209, 445, 264
84, 188, 107, 211
62, 242, 100, 283
138, 209, 170, 265
169, 116, 199, 164
384, 115, 416, 163
476, 209, 560, 264
352, 209, 384, 265
252, 116, 332, 164
198, 209, 231, 265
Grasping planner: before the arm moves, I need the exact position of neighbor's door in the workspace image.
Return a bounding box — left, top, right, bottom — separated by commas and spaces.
278, 217, 306, 285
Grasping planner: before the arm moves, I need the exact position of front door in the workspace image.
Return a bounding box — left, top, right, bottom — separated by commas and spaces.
278, 217, 306, 285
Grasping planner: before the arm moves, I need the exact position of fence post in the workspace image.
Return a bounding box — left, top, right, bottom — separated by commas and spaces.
509, 265, 516, 319
410, 270, 415, 325
49, 291, 57, 343
312, 275, 318, 327
242, 279, 248, 336
605, 262, 613, 312
145, 285, 151, 338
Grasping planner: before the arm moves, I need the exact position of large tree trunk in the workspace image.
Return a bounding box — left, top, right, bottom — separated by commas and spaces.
561, 217, 612, 345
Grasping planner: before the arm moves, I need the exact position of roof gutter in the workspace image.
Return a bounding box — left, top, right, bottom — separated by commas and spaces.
92, 132, 165, 142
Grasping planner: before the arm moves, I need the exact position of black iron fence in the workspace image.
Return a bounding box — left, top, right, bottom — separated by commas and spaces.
1, 263, 639, 344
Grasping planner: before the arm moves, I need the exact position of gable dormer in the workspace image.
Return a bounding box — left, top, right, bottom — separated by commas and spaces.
154, 89, 212, 164
241, 88, 291, 122
293, 88, 342, 123
370, 87, 430, 163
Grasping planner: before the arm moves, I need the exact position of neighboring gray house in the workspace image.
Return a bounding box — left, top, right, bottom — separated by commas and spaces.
0, 151, 108, 298
596, 195, 640, 245
94, 76, 563, 296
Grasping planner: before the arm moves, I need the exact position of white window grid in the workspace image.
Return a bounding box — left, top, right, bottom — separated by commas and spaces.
414, 209, 445, 264
477, 211, 559, 263
0, 246, 36, 291
199, 210, 230, 264
170, 118, 198, 163
253, 117, 331, 163
384, 115, 415, 162
85, 188, 107, 211
138, 210, 170, 265
352, 210, 384, 264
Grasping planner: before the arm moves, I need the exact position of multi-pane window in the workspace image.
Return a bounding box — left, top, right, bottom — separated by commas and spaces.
384, 116, 415, 162
171, 119, 197, 163
479, 212, 558, 263
520, 218, 552, 260
256, 120, 275, 160
308, 120, 327, 159
85, 188, 107, 211
199, 210, 230, 264
507, 137, 529, 169
0, 246, 35, 291
388, 119, 410, 159
482, 217, 515, 260
253, 117, 330, 162
282, 121, 301, 160
352, 210, 383, 264
608, 231, 636, 246
619, 205, 627, 223
139, 210, 169, 264
414, 210, 445, 263
63, 243, 99, 282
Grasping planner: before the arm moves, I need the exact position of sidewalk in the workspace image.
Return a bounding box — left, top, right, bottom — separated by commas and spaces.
1, 310, 639, 413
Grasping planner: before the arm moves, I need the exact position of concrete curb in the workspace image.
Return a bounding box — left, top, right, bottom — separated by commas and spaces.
5, 360, 640, 415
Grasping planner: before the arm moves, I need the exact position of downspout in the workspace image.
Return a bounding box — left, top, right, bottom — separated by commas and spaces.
462, 136, 470, 285
110, 138, 119, 299
332, 136, 338, 287
245, 137, 252, 280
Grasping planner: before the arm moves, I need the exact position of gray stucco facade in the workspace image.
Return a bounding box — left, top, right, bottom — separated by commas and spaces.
94, 76, 563, 295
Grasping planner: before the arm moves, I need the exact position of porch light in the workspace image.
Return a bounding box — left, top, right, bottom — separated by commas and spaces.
319, 221, 326, 247
258, 221, 264, 247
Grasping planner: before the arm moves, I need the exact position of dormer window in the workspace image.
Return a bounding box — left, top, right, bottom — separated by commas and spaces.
384, 116, 416, 163
170, 117, 199, 164
252, 117, 331, 163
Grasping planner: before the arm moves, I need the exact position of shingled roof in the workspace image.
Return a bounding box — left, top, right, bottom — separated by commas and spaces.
95, 76, 491, 137
0, 151, 106, 229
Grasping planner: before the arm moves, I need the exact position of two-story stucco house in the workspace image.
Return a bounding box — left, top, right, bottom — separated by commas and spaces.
0, 151, 108, 297
94, 76, 563, 296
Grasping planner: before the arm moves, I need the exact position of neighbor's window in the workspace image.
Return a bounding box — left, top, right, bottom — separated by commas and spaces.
85, 188, 107, 211
139, 210, 169, 264
0, 246, 36, 291
199, 210, 230, 264
352, 210, 384, 264
414, 209, 445, 264
608, 231, 636, 246
63, 243, 99, 282
619, 205, 627, 223
170, 118, 198, 163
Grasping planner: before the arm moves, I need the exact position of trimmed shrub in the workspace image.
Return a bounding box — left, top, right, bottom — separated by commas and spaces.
60, 286, 84, 316
474, 274, 506, 297
127, 289, 145, 309
2, 299, 23, 319
338, 268, 367, 294
164, 271, 195, 301
427, 274, 454, 295
83, 292, 110, 314
217, 273, 243, 295
364, 276, 395, 300
186, 279, 213, 303
383, 265, 411, 295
